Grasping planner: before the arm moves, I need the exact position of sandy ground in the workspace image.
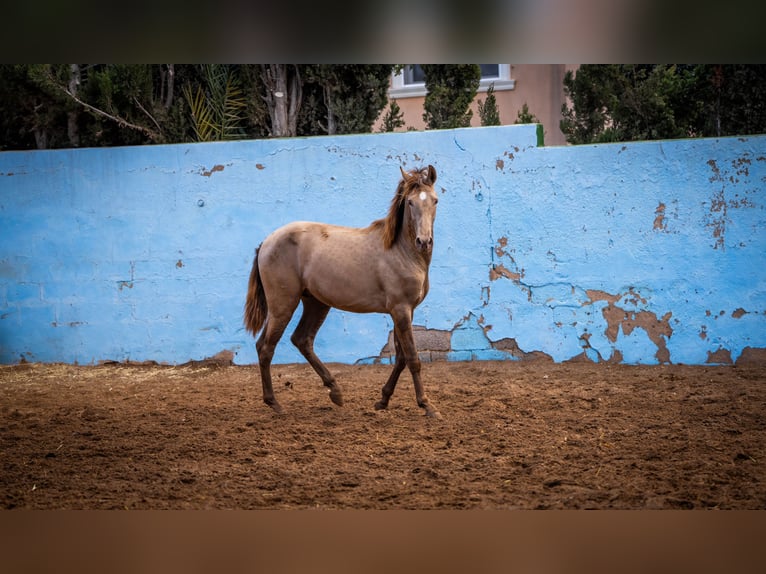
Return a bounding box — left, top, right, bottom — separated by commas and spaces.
1, 360, 764, 509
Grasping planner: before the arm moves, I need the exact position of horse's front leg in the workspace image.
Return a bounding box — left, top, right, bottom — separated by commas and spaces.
389, 307, 442, 419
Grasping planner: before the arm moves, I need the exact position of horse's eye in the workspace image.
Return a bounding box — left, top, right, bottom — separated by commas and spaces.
434, 197, 439, 205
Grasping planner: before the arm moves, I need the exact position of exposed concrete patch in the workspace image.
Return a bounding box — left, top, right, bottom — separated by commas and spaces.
735, 347, 766, 365
653, 202, 667, 231
585, 289, 621, 305
708, 188, 728, 250
491, 337, 553, 362
200, 164, 225, 177
489, 263, 522, 282
705, 153, 759, 250
181, 349, 235, 367
369, 317, 555, 363
567, 332, 618, 364
586, 288, 673, 364
490, 236, 525, 283
706, 348, 733, 365
376, 325, 452, 363
494, 149, 519, 173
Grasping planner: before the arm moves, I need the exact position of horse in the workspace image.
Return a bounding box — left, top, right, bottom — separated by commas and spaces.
244, 165, 442, 418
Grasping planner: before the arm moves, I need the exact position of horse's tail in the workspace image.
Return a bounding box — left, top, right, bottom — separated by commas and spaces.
244, 246, 268, 336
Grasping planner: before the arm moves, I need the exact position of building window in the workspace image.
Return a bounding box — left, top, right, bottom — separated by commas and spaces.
390, 64, 515, 98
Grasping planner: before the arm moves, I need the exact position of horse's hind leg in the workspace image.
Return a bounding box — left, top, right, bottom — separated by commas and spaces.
291, 295, 344, 407
256, 304, 298, 414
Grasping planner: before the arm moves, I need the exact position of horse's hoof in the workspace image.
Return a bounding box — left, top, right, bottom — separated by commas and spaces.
266, 401, 284, 414
374, 400, 388, 411
425, 408, 443, 420
329, 389, 344, 407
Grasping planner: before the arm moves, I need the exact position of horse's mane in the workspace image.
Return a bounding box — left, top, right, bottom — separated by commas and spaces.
371, 165, 437, 249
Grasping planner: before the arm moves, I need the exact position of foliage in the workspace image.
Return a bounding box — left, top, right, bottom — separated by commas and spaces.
0, 65, 68, 150
421, 65, 481, 129
693, 64, 766, 138
300, 65, 393, 135
379, 99, 405, 132
478, 83, 501, 126
561, 64, 766, 144
0, 65, 395, 150
514, 102, 539, 125
0, 64, 196, 149
183, 65, 247, 142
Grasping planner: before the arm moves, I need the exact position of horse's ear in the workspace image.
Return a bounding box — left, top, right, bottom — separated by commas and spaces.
427, 164, 437, 185
399, 166, 408, 181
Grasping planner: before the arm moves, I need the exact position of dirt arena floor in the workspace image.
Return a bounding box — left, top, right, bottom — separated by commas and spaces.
1, 360, 764, 509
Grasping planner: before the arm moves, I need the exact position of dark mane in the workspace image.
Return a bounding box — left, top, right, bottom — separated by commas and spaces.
381, 179, 407, 249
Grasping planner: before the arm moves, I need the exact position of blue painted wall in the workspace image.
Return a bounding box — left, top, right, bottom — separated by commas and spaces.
1, 125, 765, 365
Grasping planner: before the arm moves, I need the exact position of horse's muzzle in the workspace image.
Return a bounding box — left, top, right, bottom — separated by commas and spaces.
416, 236, 433, 252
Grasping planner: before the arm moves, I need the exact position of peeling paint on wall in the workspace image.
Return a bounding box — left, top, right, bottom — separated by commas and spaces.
653, 202, 668, 231
705, 152, 761, 250
199, 164, 226, 177
586, 289, 673, 364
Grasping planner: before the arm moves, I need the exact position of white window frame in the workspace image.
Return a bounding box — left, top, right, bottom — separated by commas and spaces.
389, 64, 515, 98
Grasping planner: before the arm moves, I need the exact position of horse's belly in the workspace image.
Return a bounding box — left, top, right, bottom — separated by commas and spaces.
306, 271, 388, 314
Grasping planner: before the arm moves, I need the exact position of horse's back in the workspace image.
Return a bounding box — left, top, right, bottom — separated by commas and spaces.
258, 221, 314, 275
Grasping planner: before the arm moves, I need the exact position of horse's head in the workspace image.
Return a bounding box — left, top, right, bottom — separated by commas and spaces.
399, 165, 438, 254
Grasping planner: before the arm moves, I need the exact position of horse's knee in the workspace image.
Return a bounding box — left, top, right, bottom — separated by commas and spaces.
290, 332, 307, 352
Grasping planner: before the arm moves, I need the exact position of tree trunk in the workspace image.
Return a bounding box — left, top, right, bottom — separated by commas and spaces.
324, 83, 336, 135
67, 64, 80, 147
164, 64, 175, 110
287, 66, 302, 137
33, 128, 48, 150
261, 65, 302, 137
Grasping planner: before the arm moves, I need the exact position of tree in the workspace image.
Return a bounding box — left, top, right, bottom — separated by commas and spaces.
183, 64, 248, 141
514, 102, 539, 124
0, 65, 399, 149
693, 64, 766, 138
300, 65, 394, 135
421, 65, 481, 129
478, 83, 501, 126
560, 64, 766, 144
379, 99, 405, 132
12, 64, 195, 148
561, 65, 697, 144
0, 65, 68, 150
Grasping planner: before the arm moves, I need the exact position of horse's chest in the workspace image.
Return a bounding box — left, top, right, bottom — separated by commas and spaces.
405, 273, 429, 305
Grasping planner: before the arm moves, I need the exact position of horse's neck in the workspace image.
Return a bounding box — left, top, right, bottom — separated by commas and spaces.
394, 233, 432, 270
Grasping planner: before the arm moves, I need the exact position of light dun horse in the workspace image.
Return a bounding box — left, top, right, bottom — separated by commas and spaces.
244, 165, 441, 418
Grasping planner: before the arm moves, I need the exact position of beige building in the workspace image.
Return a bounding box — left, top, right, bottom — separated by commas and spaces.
374, 64, 578, 146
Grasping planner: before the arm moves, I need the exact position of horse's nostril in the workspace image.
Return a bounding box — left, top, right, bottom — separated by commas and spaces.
416, 237, 433, 250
